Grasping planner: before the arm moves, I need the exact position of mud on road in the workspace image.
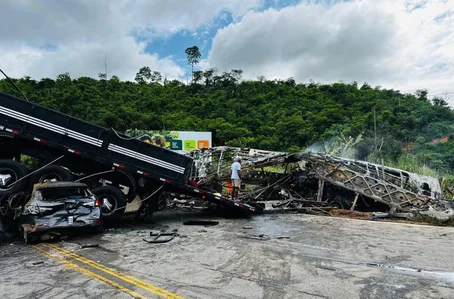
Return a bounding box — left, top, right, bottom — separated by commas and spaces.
1, 212, 454, 299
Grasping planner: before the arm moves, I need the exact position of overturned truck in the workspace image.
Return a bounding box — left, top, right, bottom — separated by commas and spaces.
192, 147, 454, 221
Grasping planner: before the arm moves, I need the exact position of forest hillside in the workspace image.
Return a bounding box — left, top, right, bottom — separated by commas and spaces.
1, 70, 453, 180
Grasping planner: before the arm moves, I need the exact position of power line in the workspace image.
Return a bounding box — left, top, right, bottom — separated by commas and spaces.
0, 68, 29, 102
429, 91, 454, 97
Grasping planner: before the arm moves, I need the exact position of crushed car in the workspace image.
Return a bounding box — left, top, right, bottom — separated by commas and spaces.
19, 181, 102, 244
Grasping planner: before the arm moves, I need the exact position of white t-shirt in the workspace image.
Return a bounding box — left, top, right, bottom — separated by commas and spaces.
231, 162, 241, 179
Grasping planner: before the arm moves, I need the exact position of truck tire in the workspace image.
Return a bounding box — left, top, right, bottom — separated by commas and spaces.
93, 186, 126, 221
329, 195, 351, 210
31, 165, 74, 184
0, 160, 28, 197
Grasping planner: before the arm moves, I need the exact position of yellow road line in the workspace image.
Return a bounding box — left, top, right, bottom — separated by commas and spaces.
33, 246, 146, 299
44, 244, 185, 299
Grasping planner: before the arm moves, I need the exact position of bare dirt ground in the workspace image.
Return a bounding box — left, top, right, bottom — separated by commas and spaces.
1, 211, 454, 299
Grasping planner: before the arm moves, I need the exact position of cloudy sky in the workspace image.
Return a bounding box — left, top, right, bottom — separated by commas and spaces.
0, 0, 453, 96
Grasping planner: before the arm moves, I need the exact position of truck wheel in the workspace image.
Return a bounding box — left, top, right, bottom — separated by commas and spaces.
93, 186, 126, 221
329, 195, 350, 210
31, 165, 74, 184
0, 160, 28, 197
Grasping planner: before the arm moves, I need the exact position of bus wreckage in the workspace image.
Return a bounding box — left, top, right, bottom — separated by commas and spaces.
192, 147, 454, 221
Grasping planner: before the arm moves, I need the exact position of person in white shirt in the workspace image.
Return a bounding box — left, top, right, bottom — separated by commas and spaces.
231, 156, 242, 201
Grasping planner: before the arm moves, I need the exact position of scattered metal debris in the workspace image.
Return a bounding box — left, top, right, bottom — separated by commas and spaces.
372, 212, 389, 219
238, 233, 270, 241
183, 220, 219, 226
143, 231, 177, 243
80, 244, 99, 249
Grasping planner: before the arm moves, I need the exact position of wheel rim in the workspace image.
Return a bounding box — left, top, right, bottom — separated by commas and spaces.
328, 200, 344, 209
0, 167, 18, 191
99, 194, 118, 216
38, 172, 63, 183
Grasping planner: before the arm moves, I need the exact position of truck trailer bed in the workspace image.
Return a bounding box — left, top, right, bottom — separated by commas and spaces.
0, 92, 261, 214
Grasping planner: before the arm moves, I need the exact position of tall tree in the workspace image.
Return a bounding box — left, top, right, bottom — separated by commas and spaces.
135, 66, 152, 84
185, 46, 201, 83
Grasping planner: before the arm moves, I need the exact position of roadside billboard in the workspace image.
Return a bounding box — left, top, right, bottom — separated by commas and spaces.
125, 129, 212, 153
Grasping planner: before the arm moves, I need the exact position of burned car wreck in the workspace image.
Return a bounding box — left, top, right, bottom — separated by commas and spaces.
19, 182, 102, 243
191, 147, 454, 221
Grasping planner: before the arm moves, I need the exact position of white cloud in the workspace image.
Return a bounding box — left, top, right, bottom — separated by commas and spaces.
128, 0, 262, 37
0, 37, 184, 81
0, 0, 262, 80
208, 0, 454, 95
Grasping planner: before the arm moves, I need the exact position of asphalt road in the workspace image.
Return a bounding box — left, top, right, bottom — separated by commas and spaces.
1, 212, 454, 299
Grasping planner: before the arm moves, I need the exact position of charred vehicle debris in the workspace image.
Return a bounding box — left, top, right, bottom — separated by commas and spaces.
191, 146, 454, 221
1, 89, 454, 244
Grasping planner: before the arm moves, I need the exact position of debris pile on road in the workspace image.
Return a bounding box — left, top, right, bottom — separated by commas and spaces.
190, 147, 454, 221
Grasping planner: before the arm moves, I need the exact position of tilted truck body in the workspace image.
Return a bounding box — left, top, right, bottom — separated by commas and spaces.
0, 91, 259, 227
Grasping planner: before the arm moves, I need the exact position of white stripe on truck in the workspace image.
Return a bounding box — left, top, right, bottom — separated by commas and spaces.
0, 105, 185, 174
0, 106, 102, 147
108, 144, 185, 174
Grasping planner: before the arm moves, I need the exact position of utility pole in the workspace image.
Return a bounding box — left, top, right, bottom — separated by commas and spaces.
104, 56, 108, 80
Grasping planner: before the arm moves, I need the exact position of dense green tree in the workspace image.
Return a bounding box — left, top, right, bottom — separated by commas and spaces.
135, 67, 162, 85
135, 66, 151, 84
192, 70, 203, 84
433, 97, 449, 107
